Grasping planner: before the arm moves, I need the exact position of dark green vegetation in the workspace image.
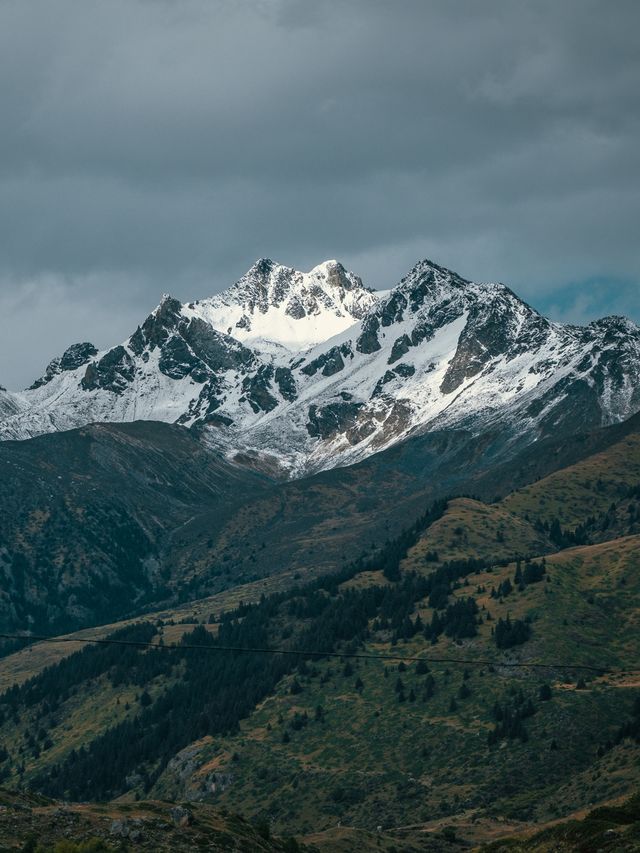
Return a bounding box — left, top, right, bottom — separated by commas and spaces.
0, 422, 268, 637
1, 413, 640, 849
481, 792, 640, 851
3, 410, 640, 642
6, 502, 450, 801
0, 787, 308, 852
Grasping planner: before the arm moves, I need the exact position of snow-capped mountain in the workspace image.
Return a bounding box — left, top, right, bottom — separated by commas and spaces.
187, 258, 377, 353
1, 257, 639, 478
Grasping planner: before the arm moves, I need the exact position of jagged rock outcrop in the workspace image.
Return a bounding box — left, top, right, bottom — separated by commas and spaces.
29, 342, 98, 389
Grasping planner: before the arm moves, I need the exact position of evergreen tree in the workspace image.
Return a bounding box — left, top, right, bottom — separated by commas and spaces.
495, 616, 531, 649
514, 562, 523, 586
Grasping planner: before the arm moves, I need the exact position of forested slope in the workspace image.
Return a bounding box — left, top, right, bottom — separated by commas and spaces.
1, 423, 639, 848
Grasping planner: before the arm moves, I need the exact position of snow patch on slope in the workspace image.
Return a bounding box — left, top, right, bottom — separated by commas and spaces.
186, 259, 379, 352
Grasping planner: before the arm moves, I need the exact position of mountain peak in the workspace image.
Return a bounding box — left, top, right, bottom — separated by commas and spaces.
3, 253, 640, 480
159, 292, 178, 305
187, 259, 379, 352
311, 258, 339, 270
308, 259, 343, 278
308, 259, 369, 295
28, 342, 98, 390
403, 256, 458, 278
248, 257, 276, 277
589, 315, 640, 333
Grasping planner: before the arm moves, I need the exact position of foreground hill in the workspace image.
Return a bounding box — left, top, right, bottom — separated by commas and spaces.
482, 792, 640, 851
1, 422, 639, 849
20, 784, 637, 853
0, 788, 308, 852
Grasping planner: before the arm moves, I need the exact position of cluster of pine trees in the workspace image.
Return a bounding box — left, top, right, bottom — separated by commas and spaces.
0, 494, 544, 801
18, 500, 457, 799
488, 690, 537, 744
494, 616, 531, 649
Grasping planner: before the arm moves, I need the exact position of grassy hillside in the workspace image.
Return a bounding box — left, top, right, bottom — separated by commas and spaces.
145, 534, 640, 843
0, 787, 309, 852
4, 410, 637, 644
0, 422, 270, 637
501, 432, 640, 528
400, 497, 550, 569
7, 411, 638, 687
1, 417, 640, 850
175, 414, 640, 604
481, 792, 640, 851
1, 535, 638, 847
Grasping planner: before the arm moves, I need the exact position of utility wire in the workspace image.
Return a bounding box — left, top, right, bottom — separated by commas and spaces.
0, 631, 631, 675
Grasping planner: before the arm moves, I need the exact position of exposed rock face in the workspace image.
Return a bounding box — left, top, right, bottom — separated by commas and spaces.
306, 401, 364, 439
389, 334, 411, 364
241, 365, 278, 413
274, 366, 297, 401
301, 343, 352, 377
82, 346, 134, 393
61, 342, 99, 371
356, 315, 382, 354
437, 289, 554, 396
158, 335, 204, 380
1, 256, 640, 479
29, 342, 98, 389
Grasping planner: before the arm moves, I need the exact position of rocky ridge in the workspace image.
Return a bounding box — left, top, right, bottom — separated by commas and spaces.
1, 257, 639, 477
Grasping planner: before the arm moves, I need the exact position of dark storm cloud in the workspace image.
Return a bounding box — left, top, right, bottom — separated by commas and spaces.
1, 0, 639, 387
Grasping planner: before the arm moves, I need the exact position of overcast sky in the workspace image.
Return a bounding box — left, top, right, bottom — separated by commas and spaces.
1, 0, 639, 389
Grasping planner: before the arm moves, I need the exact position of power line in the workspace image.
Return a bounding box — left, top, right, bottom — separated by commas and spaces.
0, 631, 631, 675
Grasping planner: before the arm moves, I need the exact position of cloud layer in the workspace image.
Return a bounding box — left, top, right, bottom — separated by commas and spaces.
1, 0, 639, 387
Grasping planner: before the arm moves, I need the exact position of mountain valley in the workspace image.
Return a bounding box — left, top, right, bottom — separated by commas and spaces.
0, 256, 639, 851
0, 408, 639, 849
